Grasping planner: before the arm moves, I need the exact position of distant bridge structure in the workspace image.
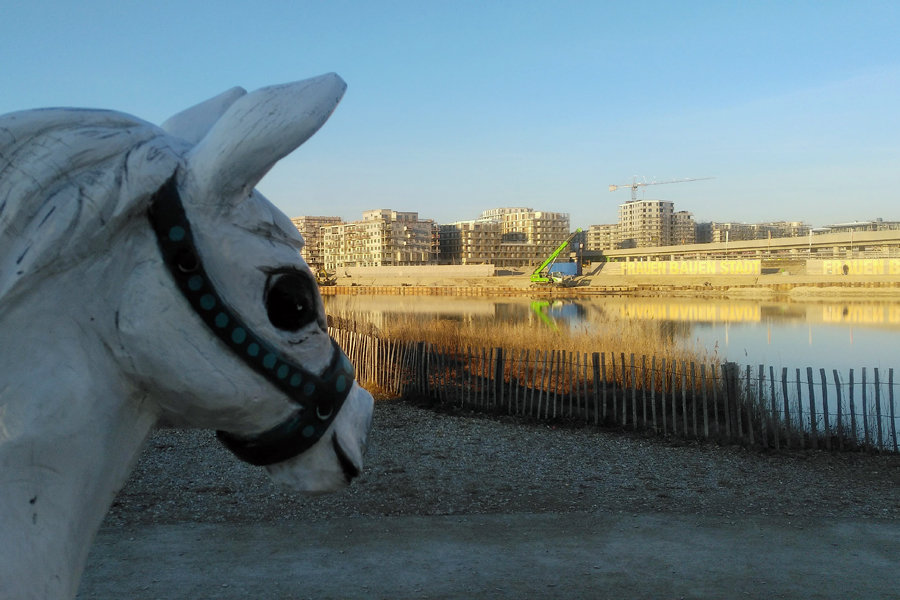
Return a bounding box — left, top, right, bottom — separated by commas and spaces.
583, 229, 900, 263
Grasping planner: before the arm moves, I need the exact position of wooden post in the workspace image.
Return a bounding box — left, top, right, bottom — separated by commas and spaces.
538, 350, 548, 420
711, 363, 720, 440
494, 347, 504, 414
418, 341, 426, 399
610, 352, 618, 426
744, 365, 754, 446
890, 368, 897, 453
631, 354, 638, 429
689, 362, 697, 438
796, 368, 805, 449
582, 353, 590, 421
862, 367, 870, 448
434, 343, 444, 406
553, 350, 562, 419
723, 362, 738, 442
592, 352, 601, 425
671, 360, 678, 437
833, 370, 844, 451
601, 352, 608, 423
621, 352, 629, 426
529, 349, 537, 416
701, 363, 709, 439
758, 365, 768, 449
641, 355, 648, 426
848, 369, 857, 449
819, 368, 831, 450
781, 367, 791, 449
465, 346, 473, 409
874, 368, 883, 451
651, 356, 658, 434
661, 358, 668, 435
807, 367, 818, 450
681, 361, 689, 438
571, 352, 579, 418
769, 366, 779, 450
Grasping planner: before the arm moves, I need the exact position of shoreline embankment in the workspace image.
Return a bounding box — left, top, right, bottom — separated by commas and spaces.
320, 271, 900, 300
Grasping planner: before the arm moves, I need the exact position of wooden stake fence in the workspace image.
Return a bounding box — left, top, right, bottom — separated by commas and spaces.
328, 327, 899, 453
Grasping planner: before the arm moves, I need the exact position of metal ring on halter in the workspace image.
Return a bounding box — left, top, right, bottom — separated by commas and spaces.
148, 174, 355, 466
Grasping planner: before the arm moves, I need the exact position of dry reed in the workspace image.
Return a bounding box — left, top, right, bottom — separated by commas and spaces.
328, 311, 711, 368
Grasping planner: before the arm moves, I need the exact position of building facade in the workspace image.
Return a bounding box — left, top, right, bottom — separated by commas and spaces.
438, 220, 502, 264
479, 207, 571, 266
696, 221, 811, 244
617, 199, 675, 248
586, 224, 618, 251
290, 216, 343, 269
322, 209, 436, 270
673, 211, 696, 245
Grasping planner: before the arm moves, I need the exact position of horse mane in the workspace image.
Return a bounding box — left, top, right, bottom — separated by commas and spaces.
0, 108, 183, 304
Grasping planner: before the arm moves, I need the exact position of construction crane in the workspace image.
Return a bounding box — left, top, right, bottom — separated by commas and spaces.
608, 177, 713, 202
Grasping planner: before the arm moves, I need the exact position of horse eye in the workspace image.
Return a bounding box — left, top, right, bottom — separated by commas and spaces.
265, 272, 317, 332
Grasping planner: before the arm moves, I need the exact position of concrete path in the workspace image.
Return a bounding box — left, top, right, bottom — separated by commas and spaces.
78, 512, 899, 599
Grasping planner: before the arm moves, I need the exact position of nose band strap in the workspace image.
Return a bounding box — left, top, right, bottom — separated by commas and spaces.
148, 174, 355, 465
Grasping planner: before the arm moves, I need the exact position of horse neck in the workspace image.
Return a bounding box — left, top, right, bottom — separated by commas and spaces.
0, 274, 160, 599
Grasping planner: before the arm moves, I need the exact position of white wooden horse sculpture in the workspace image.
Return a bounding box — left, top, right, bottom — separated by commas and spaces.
0, 74, 374, 599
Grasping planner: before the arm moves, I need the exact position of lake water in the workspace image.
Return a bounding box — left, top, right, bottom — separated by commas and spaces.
324, 294, 900, 373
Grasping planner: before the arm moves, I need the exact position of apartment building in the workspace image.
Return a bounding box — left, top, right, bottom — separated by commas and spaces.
321, 209, 436, 270
617, 200, 675, 248
673, 211, 696, 245
586, 224, 618, 251
478, 207, 571, 265
696, 221, 811, 243
290, 216, 343, 269
439, 220, 502, 264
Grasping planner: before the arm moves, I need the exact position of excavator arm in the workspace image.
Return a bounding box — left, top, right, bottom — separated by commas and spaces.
530, 228, 582, 284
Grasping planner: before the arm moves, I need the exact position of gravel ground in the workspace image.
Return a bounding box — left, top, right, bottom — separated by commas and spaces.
102, 398, 900, 529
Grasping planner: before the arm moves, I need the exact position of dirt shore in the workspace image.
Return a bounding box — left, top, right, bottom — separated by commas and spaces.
327, 270, 900, 300
79, 399, 900, 599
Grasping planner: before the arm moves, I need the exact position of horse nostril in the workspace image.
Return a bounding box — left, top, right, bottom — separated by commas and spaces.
331, 433, 360, 483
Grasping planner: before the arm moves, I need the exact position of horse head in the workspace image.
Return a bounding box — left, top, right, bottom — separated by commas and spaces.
0, 74, 373, 597
117, 74, 374, 491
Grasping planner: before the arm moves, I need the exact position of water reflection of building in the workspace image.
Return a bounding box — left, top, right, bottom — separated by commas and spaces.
615, 301, 762, 323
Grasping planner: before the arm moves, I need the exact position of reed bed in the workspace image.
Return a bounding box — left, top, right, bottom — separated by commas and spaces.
327, 318, 899, 453
329, 310, 711, 371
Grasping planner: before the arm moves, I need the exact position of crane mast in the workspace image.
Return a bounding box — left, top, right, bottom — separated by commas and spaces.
609, 177, 713, 202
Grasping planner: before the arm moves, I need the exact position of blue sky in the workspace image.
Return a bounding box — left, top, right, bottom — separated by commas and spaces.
2, 1, 898, 228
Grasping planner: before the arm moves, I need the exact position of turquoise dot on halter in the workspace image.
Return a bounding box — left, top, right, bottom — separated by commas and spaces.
302, 425, 316, 438
304, 383, 316, 397
200, 294, 215, 310
263, 353, 277, 369
247, 343, 259, 357
290, 374, 302, 387
277, 365, 289, 379
335, 375, 347, 393
188, 275, 203, 291
231, 327, 246, 344
215, 313, 228, 328
168, 226, 186, 242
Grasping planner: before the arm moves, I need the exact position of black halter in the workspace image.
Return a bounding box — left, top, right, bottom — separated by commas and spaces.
148, 175, 355, 466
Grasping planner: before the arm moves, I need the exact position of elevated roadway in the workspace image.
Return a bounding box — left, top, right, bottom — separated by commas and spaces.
584, 229, 900, 262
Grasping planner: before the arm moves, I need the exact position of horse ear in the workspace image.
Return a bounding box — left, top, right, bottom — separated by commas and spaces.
161, 87, 247, 144
183, 74, 346, 209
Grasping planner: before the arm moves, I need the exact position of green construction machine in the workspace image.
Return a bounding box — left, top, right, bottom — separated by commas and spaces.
530, 228, 582, 286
